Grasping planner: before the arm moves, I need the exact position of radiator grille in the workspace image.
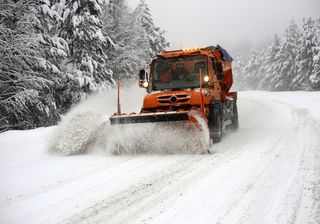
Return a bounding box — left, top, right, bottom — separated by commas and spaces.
157, 94, 191, 104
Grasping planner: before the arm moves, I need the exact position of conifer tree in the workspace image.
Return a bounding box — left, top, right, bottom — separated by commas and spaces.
37, 0, 69, 76
0, 0, 60, 131
241, 50, 262, 90
232, 54, 245, 89
58, 0, 114, 101
133, 0, 169, 57
102, 0, 137, 80
276, 20, 301, 90
261, 34, 282, 90
310, 18, 320, 89
294, 18, 316, 89
102, 0, 169, 80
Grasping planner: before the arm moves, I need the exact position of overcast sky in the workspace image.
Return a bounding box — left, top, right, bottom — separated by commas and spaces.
127, 0, 320, 55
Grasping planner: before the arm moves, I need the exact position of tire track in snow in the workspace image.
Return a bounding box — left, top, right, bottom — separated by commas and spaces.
0, 157, 133, 208
63, 156, 207, 224
271, 106, 320, 224
7, 156, 190, 224
209, 97, 320, 223
216, 102, 308, 224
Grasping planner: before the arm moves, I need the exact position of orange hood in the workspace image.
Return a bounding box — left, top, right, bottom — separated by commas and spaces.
143, 89, 212, 109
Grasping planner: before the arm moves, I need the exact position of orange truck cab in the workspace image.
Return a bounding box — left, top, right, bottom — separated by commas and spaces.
110, 45, 238, 143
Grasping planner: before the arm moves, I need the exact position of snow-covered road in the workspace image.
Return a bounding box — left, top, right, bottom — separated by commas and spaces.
0, 91, 320, 224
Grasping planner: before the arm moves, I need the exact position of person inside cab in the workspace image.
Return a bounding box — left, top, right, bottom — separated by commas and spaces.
187, 61, 207, 81
158, 63, 172, 83
173, 62, 188, 81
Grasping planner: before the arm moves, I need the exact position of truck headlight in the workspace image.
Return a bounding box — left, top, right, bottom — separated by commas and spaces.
143, 81, 149, 88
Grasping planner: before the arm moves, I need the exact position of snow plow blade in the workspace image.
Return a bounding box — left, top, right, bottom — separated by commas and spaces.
110, 112, 189, 125
106, 110, 210, 154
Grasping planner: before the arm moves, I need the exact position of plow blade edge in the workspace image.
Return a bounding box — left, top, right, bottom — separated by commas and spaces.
109, 112, 189, 125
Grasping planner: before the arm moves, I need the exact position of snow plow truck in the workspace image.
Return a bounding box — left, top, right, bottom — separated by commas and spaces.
109, 45, 238, 152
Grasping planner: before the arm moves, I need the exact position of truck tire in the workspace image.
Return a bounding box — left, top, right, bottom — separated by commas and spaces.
208, 103, 223, 143
230, 102, 239, 131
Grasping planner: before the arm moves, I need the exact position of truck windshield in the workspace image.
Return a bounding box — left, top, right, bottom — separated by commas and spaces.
152, 54, 207, 91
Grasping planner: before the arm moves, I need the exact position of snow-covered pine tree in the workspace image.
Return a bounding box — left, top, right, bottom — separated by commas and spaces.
126, 0, 156, 74
0, 0, 62, 131
102, 0, 128, 40
36, 0, 69, 75
294, 18, 316, 90
241, 50, 262, 90
310, 18, 320, 89
275, 20, 301, 90
58, 0, 114, 103
102, 0, 169, 80
127, 13, 150, 76
261, 34, 282, 90
101, 0, 136, 80
232, 54, 247, 90
233, 18, 319, 91
257, 46, 270, 89
35, 0, 74, 116
133, 0, 169, 57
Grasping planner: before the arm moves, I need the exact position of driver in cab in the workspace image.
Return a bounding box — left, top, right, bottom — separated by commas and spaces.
158, 63, 172, 83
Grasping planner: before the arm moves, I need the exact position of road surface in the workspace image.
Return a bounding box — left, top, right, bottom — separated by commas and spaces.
0, 91, 319, 224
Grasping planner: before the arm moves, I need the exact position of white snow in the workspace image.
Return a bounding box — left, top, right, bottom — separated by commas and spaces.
92, 30, 106, 42
37, 58, 47, 69
41, 4, 53, 19
241, 91, 320, 121
36, 34, 46, 44
51, 64, 60, 74
81, 57, 94, 74
72, 15, 82, 27
0, 90, 319, 224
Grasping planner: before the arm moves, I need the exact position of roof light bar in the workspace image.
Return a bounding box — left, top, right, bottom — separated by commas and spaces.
183, 48, 201, 51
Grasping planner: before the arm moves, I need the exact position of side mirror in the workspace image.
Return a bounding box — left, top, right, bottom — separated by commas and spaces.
139, 69, 149, 88
216, 62, 224, 81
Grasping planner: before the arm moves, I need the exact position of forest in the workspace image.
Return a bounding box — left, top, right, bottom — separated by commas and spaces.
234, 18, 320, 91
0, 0, 168, 132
